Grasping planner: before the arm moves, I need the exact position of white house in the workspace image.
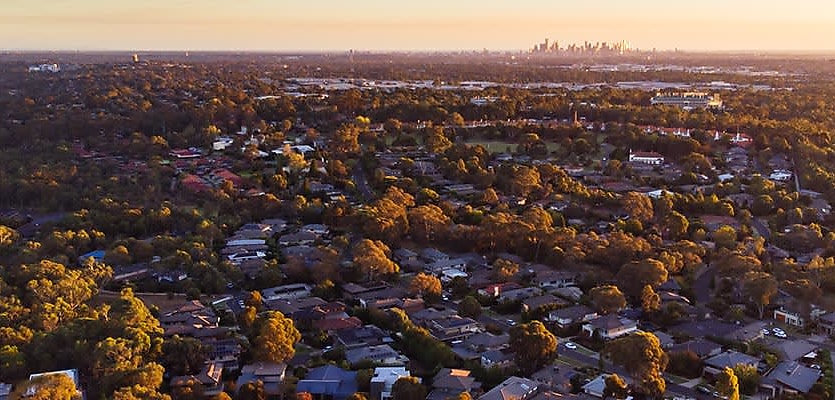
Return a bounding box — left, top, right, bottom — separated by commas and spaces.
370, 367, 414, 400
213, 137, 234, 151
628, 151, 665, 165
770, 170, 793, 181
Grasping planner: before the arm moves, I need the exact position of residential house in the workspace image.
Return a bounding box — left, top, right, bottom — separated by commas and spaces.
531, 365, 578, 394
703, 351, 760, 377
370, 367, 413, 400
452, 332, 510, 361
0, 383, 11, 400
668, 338, 723, 359
420, 248, 449, 263
227, 251, 267, 265
628, 151, 665, 165
427, 316, 481, 342
581, 315, 637, 340
546, 306, 597, 328
301, 224, 329, 236
171, 362, 224, 397
427, 258, 468, 274
478, 282, 523, 298
278, 231, 318, 246
581, 375, 609, 398
478, 377, 539, 400
345, 345, 407, 367
269, 296, 328, 318
237, 362, 286, 397
261, 283, 312, 301
481, 349, 514, 369
522, 295, 567, 313
774, 305, 825, 328
761, 362, 821, 396
817, 312, 835, 336
499, 287, 542, 303
393, 248, 418, 264
534, 271, 577, 289
203, 337, 243, 371
27, 369, 82, 398
774, 340, 818, 362
428, 369, 480, 400
335, 325, 393, 349
296, 365, 358, 400
159, 300, 220, 337
725, 321, 768, 343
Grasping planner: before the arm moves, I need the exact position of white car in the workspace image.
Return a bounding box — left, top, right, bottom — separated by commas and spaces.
761, 329, 770, 335
774, 332, 788, 339
565, 342, 578, 350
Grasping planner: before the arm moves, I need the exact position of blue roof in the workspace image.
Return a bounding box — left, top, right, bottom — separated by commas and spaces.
297, 365, 358, 400
80, 250, 106, 260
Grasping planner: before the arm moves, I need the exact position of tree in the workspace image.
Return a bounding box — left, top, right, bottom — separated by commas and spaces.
352, 239, 399, 280
113, 385, 172, 400
604, 332, 668, 397
410, 273, 442, 301
589, 285, 627, 314
713, 225, 738, 249
616, 258, 668, 299
493, 258, 519, 282
641, 285, 661, 314
458, 296, 482, 319
245, 291, 263, 310
252, 311, 301, 364
604, 374, 629, 399
732, 364, 760, 395
408, 205, 451, 243
237, 380, 266, 400
742, 271, 777, 319
346, 393, 368, 400
509, 321, 558, 374
623, 192, 654, 223
391, 376, 427, 400
296, 392, 314, 400
664, 211, 689, 240
715, 367, 740, 400
452, 392, 472, 400
11, 373, 80, 400
162, 336, 206, 376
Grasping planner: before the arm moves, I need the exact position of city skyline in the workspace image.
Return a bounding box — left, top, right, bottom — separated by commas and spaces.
3, 0, 835, 52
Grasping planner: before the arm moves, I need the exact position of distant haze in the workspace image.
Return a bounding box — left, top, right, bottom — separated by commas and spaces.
2, 0, 835, 52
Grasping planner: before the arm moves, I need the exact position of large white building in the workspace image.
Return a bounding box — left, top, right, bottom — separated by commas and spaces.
628, 151, 665, 165
651, 92, 723, 109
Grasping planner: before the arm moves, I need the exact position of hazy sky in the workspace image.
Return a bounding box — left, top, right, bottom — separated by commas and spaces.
2, 0, 835, 52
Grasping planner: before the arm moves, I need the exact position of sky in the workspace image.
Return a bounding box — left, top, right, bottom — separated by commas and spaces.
2, 0, 835, 52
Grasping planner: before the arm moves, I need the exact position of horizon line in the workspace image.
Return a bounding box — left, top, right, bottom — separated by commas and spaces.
4, 48, 835, 56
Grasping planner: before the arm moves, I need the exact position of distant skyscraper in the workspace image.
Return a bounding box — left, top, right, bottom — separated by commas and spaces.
132, 53, 139, 63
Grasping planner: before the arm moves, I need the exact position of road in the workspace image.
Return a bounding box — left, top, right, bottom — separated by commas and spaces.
752, 218, 771, 241
558, 342, 708, 400
353, 165, 374, 201
692, 264, 715, 306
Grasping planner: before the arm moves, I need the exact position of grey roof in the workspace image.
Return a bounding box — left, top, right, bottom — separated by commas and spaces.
344, 344, 403, 365
296, 365, 358, 400
765, 362, 821, 393
335, 325, 391, 348
774, 340, 818, 362
523, 295, 567, 310
479, 376, 539, 400
704, 351, 760, 370
671, 320, 737, 339
587, 314, 636, 330
548, 305, 595, 322
668, 338, 722, 358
